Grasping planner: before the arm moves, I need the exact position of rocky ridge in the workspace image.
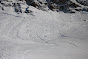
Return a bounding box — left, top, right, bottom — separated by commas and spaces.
0, 0, 88, 13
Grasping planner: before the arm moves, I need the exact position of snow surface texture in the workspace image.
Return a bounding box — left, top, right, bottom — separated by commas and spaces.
0, 0, 88, 59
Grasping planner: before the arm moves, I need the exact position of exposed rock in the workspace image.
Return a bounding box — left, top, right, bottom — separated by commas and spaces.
76, 0, 88, 6
0, 0, 88, 13
13, 3, 22, 13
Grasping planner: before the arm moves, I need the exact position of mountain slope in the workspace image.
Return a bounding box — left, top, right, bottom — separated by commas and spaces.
0, 0, 88, 59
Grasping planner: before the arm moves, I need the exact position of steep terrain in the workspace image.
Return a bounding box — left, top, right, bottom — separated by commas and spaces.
0, 0, 88, 59
0, 0, 88, 13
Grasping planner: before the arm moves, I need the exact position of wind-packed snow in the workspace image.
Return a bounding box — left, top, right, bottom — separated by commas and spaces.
0, 1, 88, 59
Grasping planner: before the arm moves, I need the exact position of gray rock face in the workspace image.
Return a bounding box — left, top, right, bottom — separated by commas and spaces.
76, 0, 88, 6
0, 0, 88, 13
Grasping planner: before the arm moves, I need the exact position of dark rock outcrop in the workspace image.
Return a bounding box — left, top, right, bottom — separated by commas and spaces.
76, 0, 88, 6
0, 0, 88, 13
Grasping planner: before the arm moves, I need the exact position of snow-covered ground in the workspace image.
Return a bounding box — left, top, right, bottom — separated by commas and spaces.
0, 6, 88, 59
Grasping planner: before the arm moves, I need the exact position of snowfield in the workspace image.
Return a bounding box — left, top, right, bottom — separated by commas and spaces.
0, 6, 88, 59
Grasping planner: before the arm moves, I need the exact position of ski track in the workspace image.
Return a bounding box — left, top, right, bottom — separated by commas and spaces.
0, 10, 88, 59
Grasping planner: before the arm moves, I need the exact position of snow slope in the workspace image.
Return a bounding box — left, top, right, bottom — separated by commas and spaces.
0, 6, 88, 59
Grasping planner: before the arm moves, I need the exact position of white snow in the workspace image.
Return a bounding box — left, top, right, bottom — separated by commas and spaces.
0, 6, 88, 59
